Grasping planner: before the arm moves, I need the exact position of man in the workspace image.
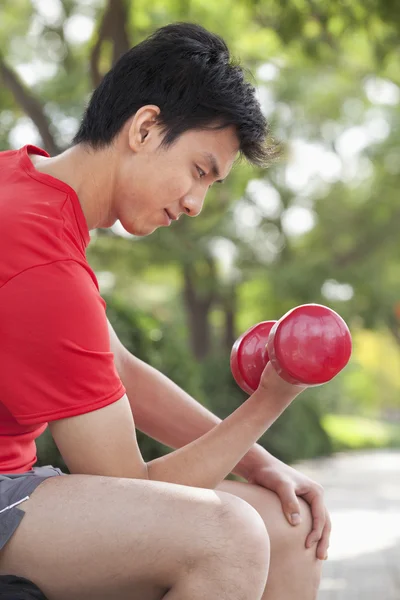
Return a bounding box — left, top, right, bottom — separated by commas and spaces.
0, 23, 330, 600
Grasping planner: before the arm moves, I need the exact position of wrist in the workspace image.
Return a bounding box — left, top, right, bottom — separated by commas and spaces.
258, 363, 306, 404
233, 443, 274, 480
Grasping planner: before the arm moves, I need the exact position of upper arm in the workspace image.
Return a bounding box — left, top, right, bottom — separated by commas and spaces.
49, 394, 147, 478
1, 260, 117, 408
0, 260, 126, 423
0, 260, 147, 477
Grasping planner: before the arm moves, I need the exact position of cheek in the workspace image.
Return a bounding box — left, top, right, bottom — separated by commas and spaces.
162, 173, 192, 201
119, 159, 193, 212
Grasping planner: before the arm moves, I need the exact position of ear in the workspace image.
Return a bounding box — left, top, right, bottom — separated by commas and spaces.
128, 105, 161, 152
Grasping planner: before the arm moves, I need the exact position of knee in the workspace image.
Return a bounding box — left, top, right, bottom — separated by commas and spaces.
291, 498, 315, 548
226, 484, 316, 562
269, 496, 313, 553
176, 493, 270, 599
289, 497, 313, 542
270, 496, 322, 578
268, 496, 321, 585
215, 491, 271, 571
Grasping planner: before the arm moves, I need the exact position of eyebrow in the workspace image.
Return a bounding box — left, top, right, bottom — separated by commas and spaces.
202, 152, 225, 184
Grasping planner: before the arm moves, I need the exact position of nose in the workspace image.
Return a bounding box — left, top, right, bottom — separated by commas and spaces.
181, 191, 206, 218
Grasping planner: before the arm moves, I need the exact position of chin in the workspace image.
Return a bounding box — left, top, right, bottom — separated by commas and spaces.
133, 230, 154, 237
123, 222, 158, 237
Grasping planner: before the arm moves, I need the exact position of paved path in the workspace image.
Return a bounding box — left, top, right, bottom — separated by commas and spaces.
294, 450, 400, 599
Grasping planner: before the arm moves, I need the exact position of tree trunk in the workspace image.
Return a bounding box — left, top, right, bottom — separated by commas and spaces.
0, 56, 61, 156
90, 0, 131, 88
222, 284, 237, 353
182, 261, 216, 360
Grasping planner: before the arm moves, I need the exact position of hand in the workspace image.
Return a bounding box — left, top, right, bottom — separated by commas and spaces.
247, 458, 331, 560
258, 362, 306, 405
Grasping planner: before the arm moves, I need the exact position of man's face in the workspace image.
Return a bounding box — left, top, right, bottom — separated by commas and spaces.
115, 119, 239, 236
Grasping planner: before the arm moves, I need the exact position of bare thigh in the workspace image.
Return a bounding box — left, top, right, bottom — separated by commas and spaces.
0, 474, 237, 600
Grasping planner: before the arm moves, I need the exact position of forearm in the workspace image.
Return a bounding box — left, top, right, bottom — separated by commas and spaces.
119, 350, 283, 482
147, 385, 291, 488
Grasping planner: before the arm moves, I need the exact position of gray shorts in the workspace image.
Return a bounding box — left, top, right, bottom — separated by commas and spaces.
0, 465, 65, 551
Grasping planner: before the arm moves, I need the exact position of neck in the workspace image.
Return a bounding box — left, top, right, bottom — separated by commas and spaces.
30, 144, 117, 230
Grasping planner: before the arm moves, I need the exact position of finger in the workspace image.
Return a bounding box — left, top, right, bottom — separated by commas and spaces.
277, 482, 303, 526
316, 510, 332, 560
304, 492, 326, 548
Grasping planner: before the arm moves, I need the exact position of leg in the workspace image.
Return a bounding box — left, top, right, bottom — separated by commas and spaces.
0, 474, 270, 600
217, 480, 322, 600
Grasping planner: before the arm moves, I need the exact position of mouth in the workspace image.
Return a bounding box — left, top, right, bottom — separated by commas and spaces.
163, 209, 172, 226
165, 209, 178, 222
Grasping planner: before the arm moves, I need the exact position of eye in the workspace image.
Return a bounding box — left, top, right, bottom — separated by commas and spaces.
196, 165, 206, 178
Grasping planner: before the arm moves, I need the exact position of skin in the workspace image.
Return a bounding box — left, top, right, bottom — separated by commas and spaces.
31, 106, 239, 236
0, 108, 325, 599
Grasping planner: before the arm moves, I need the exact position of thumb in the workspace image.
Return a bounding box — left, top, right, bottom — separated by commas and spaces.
278, 485, 302, 526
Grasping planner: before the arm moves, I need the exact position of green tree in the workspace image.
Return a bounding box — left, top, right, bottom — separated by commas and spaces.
3, 0, 400, 464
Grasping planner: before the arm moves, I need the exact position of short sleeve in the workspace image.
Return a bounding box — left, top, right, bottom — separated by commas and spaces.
0, 260, 126, 425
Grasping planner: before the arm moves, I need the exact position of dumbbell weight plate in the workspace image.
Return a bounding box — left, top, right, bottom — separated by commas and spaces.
230, 321, 276, 394
267, 304, 352, 386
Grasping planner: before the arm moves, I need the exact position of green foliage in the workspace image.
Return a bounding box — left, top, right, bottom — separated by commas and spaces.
105, 294, 204, 400
105, 294, 205, 461
37, 297, 332, 467
261, 397, 333, 463
322, 414, 400, 451
198, 351, 332, 464
36, 426, 68, 471
5, 0, 400, 469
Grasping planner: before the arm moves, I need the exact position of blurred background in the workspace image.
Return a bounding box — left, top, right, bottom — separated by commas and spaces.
1, 0, 400, 596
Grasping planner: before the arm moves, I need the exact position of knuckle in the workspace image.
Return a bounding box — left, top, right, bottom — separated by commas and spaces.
298, 497, 313, 526
276, 479, 291, 493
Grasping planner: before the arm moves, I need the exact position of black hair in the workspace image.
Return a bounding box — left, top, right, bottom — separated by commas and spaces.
73, 22, 277, 167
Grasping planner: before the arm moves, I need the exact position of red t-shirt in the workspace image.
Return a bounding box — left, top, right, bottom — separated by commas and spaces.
0, 145, 126, 473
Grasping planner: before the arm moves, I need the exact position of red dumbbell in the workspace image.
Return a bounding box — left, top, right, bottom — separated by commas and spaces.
230, 304, 352, 394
